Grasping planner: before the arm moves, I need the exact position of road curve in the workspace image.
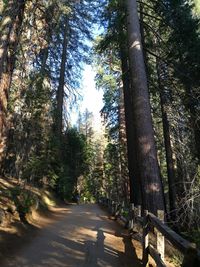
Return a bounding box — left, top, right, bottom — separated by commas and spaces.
1, 204, 142, 267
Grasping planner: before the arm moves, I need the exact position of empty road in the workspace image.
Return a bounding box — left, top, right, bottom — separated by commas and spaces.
1, 204, 142, 267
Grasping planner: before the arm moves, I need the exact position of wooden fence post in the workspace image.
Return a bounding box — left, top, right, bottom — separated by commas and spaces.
121, 201, 125, 215
114, 202, 117, 216
137, 205, 141, 217
129, 203, 134, 231
115, 203, 120, 220
111, 201, 114, 215
108, 199, 112, 213
142, 210, 149, 266
157, 210, 165, 262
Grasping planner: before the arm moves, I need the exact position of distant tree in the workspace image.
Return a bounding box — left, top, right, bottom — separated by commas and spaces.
56, 128, 88, 199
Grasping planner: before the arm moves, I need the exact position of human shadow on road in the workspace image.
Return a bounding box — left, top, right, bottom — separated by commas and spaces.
83, 227, 142, 267
83, 229, 119, 267
116, 230, 142, 267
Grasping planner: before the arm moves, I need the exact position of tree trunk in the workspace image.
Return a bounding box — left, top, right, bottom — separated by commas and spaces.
118, 84, 130, 205
55, 23, 68, 138
156, 58, 177, 221
0, 0, 26, 163
126, 0, 165, 215
119, 44, 142, 206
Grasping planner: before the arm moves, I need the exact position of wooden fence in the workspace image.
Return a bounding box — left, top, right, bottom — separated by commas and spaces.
98, 198, 200, 266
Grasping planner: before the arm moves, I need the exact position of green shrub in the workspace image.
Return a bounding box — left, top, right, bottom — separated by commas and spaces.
11, 187, 36, 221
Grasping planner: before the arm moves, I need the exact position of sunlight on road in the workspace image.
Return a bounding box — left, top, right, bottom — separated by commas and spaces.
1, 204, 142, 267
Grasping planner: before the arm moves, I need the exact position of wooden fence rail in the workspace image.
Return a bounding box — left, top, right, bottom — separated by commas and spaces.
98, 198, 200, 266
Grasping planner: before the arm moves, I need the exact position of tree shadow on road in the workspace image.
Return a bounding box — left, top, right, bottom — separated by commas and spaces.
0, 222, 39, 265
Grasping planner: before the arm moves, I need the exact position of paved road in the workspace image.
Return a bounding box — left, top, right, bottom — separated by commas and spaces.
1, 204, 142, 267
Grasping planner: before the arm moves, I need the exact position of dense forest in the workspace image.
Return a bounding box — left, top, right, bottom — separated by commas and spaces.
0, 0, 200, 251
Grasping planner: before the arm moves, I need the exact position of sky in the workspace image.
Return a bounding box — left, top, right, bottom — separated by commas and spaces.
70, 64, 104, 131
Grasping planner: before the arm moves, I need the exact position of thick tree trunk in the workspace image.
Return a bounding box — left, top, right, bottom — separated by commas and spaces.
118, 85, 130, 205
0, 0, 26, 163
126, 0, 165, 215
120, 44, 142, 206
156, 59, 177, 221
56, 23, 68, 138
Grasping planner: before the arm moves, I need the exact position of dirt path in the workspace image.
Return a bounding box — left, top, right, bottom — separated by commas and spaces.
0, 204, 142, 267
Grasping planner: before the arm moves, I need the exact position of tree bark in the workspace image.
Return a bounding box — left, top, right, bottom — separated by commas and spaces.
126, 0, 165, 215
0, 0, 26, 163
156, 59, 177, 221
55, 23, 68, 139
119, 44, 142, 206
118, 84, 130, 205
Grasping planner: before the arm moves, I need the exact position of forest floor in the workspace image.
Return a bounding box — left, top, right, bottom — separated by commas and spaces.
0, 203, 178, 267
